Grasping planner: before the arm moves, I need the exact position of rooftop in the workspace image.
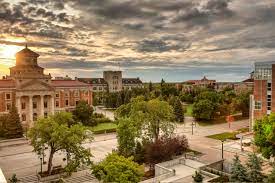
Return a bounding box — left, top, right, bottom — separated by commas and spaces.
0, 80, 15, 88
51, 80, 92, 87
15, 45, 40, 58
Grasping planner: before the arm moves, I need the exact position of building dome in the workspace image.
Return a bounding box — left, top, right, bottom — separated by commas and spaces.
15, 45, 40, 58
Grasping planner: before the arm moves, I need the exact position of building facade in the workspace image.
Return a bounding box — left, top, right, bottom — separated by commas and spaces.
0, 46, 93, 128
78, 71, 143, 93
250, 61, 275, 130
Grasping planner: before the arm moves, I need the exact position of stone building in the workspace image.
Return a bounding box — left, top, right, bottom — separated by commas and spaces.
0, 46, 93, 128
78, 71, 143, 93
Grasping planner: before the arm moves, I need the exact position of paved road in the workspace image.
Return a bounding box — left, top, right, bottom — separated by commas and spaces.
0, 116, 249, 179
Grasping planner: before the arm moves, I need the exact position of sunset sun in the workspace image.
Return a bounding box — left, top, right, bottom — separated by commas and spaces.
0, 45, 22, 59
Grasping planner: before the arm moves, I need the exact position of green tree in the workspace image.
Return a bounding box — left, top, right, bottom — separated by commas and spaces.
28, 112, 93, 175
193, 99, 215, 120
266, 163, 275, 183
173, 97, 184, 122
9, 174, 18, 183
4, 105, 23, 139
192, 171, 203, 183
149, 81, 153, 92
234, 91, 251, 117
254, 114, 275, 159
117, 118, 138, 157
73, 100, 94, 126
246, 153, 264, 183
230, 154, 248, 182
92, 153, 144, 183
116, 93, 123, 107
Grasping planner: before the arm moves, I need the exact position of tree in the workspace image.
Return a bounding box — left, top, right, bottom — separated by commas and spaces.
230, 154, 248, 182
246, 153, 264, 183
193, 99, 215, 120
234, 91, 251, 117
117, 118, 138, 157
266, 163, 275, 183
28, 112, 93, 175
173, 97, 184, 122
192, 171, 203, 183
72, 100, 94, 126
4, 105, 23, 139
9, 174, 18, 183
116, 93, 123, 107
254, 114, 275, 159
148, 81, 153, 92
145, 135, 188, 169
92, 153, 144, 183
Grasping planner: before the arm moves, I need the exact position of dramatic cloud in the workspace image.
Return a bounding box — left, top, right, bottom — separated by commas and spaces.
0, 0, 274, 81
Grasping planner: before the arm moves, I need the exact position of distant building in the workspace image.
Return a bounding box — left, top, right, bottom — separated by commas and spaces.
250, 61, 275, 130
182, 76, 216, 91
0, 46, 93, 128
78, 71, 143, 93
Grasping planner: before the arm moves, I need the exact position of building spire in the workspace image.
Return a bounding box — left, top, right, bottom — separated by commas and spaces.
25, 43, 28, 49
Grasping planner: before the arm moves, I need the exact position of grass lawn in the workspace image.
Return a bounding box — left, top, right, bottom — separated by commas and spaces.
185, 104, 193, 117
206, 127, 249, 141
92, 122, 117, 134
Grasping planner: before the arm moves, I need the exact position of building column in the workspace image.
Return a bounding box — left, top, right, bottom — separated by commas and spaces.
50, 95, 55, 114
16, 96, 21, 120
40, 95, 44, 118
29, 95, 33, 124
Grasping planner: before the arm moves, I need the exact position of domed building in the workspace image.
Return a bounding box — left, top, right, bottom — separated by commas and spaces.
0, 46, 93, 128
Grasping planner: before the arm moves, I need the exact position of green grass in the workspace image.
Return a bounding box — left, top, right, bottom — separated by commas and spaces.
92, 122, 117, 131
185, 104, 193, 117
206, 127, 249, 141
92, 122, 117, 134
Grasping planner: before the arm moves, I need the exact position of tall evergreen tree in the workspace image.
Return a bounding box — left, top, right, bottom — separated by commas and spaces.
246, 153, 264, 183
173, 97, 184, 122
149, 81, 153, 92
230, 154, 248, 182
266, 163, 275, 183
4, 105, 23, 139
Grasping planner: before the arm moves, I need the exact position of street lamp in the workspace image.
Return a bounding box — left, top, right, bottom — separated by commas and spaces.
191, 121, 195, 135
39, 156, 43, 174
221, 140, 224, 160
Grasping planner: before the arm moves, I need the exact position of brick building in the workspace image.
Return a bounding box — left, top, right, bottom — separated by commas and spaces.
250, 61, 275, 130
0, 46, 93, 128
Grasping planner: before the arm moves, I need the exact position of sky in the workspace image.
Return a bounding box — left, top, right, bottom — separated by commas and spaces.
0, 0, 275, 82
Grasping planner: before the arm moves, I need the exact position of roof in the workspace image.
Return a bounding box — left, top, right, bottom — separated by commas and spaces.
242, 78, 254, 83
51, 80, 92, 87
78, 78, 107, 85
0, 80, 15, 88
15, 46, 40, 57
122, 78, 142, 84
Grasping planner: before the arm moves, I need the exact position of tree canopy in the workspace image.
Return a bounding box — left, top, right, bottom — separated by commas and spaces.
28, 112, 93, 175
230, 154, 248, 182
92, 153, 144, 183
72, 100, 94, 126
254, 114, 275, 159
3, 105, 23, 139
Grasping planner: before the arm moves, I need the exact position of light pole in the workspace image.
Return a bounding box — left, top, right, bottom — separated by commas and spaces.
221, 140, 224, 159
40, 157, 43, 174
191, 121, 195, 135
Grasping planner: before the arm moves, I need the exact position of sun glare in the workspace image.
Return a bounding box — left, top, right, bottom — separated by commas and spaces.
0, 45, 22, 59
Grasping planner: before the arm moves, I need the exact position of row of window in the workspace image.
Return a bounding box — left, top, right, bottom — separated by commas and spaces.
21, 112, 48, 122
55, 90, 89, 98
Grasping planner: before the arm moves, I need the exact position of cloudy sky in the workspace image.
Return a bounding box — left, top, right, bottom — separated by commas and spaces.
0, 0, 274, 82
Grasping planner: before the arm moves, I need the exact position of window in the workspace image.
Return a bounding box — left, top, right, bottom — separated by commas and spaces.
65, 91, 69, 97
255, 101, 262, 110
75, 100, 79, 106
21, 102, 26, 110
22, 114, 26, 121
44, 101, 48, 108
55, 92, 60, 98
33, 102, 37, 109
44, 112, 48, 118
74, 91, 79, 97
268, 83, 272, 91
55, 100, 59, 107
65, 99, 69, 106
6, 103, 11, 111
33, 113, 37, 121
93, 87, 97, 91
5, 93, 11, 100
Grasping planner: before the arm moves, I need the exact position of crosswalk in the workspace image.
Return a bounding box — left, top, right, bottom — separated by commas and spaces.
18, 174, 38, 183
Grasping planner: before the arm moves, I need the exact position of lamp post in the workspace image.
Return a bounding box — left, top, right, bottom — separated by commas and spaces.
221, 140, 224, 159
40, 157, 43, 174
191, 121, 195, 135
